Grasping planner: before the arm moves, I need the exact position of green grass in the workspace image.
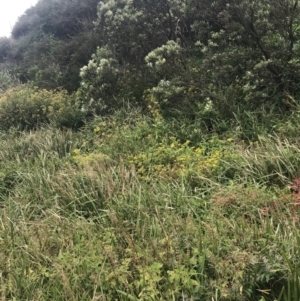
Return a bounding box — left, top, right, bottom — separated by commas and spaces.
1, 107, 300, 300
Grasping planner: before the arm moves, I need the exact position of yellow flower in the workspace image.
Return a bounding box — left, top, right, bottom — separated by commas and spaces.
195, 147, 202, 154
94, 126, 100, 133
72, 148, 80, 155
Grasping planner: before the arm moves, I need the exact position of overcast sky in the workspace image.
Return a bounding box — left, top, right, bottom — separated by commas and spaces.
0, 0, 39, 38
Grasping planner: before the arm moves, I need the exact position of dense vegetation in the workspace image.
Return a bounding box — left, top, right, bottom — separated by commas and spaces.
1, 0, 300, 300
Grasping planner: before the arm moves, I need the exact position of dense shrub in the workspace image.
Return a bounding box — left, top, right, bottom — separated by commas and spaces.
0, 85, 84, 130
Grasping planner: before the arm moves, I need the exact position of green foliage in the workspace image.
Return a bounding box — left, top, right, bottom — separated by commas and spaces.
0, 85, 83, 130
4, 0, 300, 121
7, 0, 101, 91
189, 0, 300, 110
12, 0, 99, 40
95, 0, 190, 66
0, 37, 12, 62
0, 69, 20, 93
90, 0, 195, 112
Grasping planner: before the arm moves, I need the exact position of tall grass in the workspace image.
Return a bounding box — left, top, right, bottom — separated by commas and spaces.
1, 108, 300, 300
223, 134, 300, 187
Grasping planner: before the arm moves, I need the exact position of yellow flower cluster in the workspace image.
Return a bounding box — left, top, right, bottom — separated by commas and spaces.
201, 150, 221, 170
127, 136, 224, 181
143, 91, 162, 120
72, 149, 111, 168
92, 120, 115, 140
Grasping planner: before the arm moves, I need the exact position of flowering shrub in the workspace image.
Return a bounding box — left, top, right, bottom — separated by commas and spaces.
0, 85, 83, 130
145, 41, 186, 114
145, 40, 182, 73
78, 47, 119, 115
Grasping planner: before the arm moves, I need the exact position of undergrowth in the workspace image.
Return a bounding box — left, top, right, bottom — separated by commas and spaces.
1, 106, 300, 300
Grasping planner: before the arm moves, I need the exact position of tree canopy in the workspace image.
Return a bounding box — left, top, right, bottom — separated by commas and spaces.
1, 0, 300, 116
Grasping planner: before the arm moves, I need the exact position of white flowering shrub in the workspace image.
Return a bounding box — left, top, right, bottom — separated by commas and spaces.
78, 47, 119, 115
151, 80, 184, 104
144, 41, 188, 115
145, 41, 182, 75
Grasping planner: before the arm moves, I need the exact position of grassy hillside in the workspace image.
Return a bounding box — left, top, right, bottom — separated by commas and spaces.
1, 0, 300, 299
1, 104, 300, 301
